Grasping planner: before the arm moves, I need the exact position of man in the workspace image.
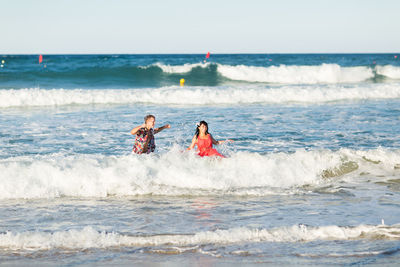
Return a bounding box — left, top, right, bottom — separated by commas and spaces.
131, 115, 170, 154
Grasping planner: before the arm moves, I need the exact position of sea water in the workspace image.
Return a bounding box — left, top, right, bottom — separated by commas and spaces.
1, 54, 400, 266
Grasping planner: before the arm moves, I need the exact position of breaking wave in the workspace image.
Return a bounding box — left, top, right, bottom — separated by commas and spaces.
154, 63, 400, 83
376, 65, 400, 79
2, 61, 400, 90
1, 223, 399, 251
217, 63, 374, 83
0, 147, 399, 199
2, 83, 400, 107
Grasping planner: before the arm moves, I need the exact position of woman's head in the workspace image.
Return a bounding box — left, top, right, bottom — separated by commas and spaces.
195, 121, 209, 137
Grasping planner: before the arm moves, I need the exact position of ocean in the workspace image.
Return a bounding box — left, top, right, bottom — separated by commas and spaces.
1, 54, 400, 266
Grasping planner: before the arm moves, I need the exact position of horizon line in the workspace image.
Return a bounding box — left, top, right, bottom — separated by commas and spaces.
1, 52, 400, 56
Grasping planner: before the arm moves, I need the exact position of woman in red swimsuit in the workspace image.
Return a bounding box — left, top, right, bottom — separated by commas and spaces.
187, 121, 233, 157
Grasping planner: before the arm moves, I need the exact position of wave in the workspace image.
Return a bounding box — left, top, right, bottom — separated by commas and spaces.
1, 223, 399, 250
152, 62, 209, 73
155, 63, 400, 84
2, 83, 400, 107
2, 62, 400, 89
217, 64, 374, 84
0, 147, 399, 199
376, 65, 400, 79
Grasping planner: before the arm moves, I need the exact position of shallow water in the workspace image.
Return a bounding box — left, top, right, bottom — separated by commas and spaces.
1, 54, 400, 265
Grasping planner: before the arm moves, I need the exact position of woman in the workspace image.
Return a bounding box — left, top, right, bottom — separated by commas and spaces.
187, 121, 232, 157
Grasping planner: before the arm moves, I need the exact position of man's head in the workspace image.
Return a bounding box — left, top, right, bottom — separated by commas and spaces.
144, 114, 155, 129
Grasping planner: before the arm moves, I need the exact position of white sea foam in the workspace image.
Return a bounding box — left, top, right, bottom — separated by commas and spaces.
1, 224, 399, 250
217, 63, 374, 84
154, 62, 209, 73
153, 63, 379, 84
0, 148, 399, 199
376, 65, 400, 79
2, 83, 400, 108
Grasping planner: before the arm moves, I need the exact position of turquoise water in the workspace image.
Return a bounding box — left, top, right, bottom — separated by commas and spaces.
1, 54, 400, 265
1, 54, 399, 89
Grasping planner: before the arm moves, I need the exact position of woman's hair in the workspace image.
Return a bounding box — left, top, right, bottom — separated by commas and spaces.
195, 121, 209, 138
144, 114, 155, 122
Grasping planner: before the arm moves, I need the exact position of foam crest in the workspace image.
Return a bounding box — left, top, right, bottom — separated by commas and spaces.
217, 64, 374, 84
2, 84, 400, 108
0, 149, 328, 199
376, 65, 400, 79
153, 62, 209, 73
1, 224, 399, 250
1, 148, 400, 199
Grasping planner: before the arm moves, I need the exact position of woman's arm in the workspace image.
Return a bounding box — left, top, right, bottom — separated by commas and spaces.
211, 134, 233, 145
187, 135, 197, 150
154, 124, 171, 134
130, 124, 145, 135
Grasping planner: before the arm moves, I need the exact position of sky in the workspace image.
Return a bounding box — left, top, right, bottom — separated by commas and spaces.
1, 0, 399, 54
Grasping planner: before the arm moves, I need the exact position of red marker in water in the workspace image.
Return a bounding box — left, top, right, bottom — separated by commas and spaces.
395, 55, 398, 59
39, 55, 43, 64
206, 52, 210, 59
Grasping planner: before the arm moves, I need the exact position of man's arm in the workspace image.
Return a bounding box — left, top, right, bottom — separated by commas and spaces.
130, 124, 145, 135
154, 124, 171, 134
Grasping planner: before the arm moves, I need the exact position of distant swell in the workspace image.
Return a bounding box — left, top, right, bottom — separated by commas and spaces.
0, 148, 399, 199
2, 83, 400, 107
1, 224, 399, 250
2, 63, 400, 89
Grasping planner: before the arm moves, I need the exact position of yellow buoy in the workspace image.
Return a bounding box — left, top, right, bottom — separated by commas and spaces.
1, 60, 4, 64
180, 78, 185, 86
